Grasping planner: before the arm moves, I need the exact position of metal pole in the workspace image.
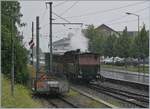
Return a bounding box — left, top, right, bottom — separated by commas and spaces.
11, 18, 14, 96
137, 15, 140, 81
36, 16, 40, 82
50, 2, 53, 74
46, 2, 53, 74
138, 16, 145, 82
138, 16, 139, 37
126, 13, 140, 81
32, 22, 34, 65
138, 16, 144, 82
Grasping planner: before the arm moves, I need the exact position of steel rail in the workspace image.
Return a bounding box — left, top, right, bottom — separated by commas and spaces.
91, 83, 149, 101
58, 96, 79, 108
89, 85, 148, 108
71, 87, 117, 108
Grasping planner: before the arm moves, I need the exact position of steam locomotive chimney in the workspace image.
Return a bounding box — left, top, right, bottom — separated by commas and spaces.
76, 49, 80, 53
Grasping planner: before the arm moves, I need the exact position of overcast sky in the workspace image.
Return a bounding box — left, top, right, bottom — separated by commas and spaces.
19, 0, 150, 51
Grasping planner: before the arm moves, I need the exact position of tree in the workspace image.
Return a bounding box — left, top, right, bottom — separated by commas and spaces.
114, 27, 132, 68
133, 24, 149, 73
83, 25, 98, 52
140, 25, 148, 58
104, 34, 117, 57
83, 25, 106, 55
2, 1, 29, 84
132, 24, 149, 58
117, 27, 131, 58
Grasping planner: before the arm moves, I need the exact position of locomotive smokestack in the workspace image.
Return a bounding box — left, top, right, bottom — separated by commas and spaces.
76, 49, 80, 53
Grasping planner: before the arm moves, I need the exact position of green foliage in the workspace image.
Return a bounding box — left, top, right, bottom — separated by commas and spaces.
67, 89, 79, 97
1, 1, 25, 27
104, 34, 117, 57
83, 24, 148, 60
2, 75, 42, 108
2, 1, 29, 84
115, 27, 131, 58
1, 30, 12, 76
84, 25, 106, 55
133, 25, 149, 59
83, 25, 98, 52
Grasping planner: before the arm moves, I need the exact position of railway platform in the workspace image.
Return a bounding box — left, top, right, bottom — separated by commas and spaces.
101, 68, 149, 86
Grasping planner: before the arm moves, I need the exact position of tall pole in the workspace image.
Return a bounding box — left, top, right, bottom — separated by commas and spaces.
138, 16, 145, 82
137, 16, 141, 81
138, 16, 139, 38
46, 2, 53, 74
32, 22, 34, 65
36, 16, 40, 82
11, 18, 14, 96
126, 12, 140, 81
50, 2, 53, 74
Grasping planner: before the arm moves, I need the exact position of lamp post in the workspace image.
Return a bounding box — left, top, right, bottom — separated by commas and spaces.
126, 12, 140, 81
126, 12, 139, 35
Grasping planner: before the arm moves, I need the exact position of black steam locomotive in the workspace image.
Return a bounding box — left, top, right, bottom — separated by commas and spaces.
45, 49, 102, 82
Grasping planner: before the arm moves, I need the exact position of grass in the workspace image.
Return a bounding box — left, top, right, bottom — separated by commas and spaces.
66, 89, 79, 97
101, 64, 149, 74
87, 99, 107, 108
1, 75, 42, 108
107, 99, 123, 107
67, 88, 109, 108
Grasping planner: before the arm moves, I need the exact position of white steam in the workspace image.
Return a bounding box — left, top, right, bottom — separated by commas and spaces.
69, 28, 88, 52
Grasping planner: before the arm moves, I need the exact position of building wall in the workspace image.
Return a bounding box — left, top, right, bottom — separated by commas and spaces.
53, 36, 72, 53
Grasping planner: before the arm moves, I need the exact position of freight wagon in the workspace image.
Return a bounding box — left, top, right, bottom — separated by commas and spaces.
63, 50, 102, 82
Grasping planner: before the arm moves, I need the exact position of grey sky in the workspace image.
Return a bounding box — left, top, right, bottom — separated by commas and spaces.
19, 1, 150, 51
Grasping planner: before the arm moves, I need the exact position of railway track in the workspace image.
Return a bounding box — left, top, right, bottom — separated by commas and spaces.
93, 83, 149, 101
33, 94, 79, 108
71, 87, 117, 108
58, 96, 79, 108
47, 97, 79, 108
88, 84, 149, 108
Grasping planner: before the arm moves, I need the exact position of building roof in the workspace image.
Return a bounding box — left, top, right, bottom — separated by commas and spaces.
53, 37, 71, 46
53, 32, 74, 45
96, 24, 120, 36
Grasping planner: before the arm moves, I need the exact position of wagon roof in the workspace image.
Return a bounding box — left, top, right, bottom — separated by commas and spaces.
79, 52, 100, 55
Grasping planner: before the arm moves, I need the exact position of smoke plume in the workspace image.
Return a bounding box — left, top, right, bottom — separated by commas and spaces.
69, 28, 88, 52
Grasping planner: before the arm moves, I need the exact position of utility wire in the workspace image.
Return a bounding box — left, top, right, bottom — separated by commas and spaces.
41, 9, 71, 29
52, 12, 71, 23
53, 0, 68, 8
41, 11, 71, 29
60, 1, 79, 16
41, 6, 149, 30
82, 7, 149, 27
41, 5, 149, 30
41, 8, 48, 20
107, 16, 149, 25
60, 1, 147, 19
41, 12, 71, 29
103, 6, 150, 25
